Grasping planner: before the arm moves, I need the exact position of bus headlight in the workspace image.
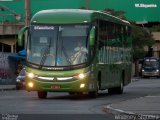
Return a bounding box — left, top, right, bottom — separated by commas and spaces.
78, 73, 85, 79
156, 69, 159, 72
27, 73, 36, 78
76, 71, 91, 79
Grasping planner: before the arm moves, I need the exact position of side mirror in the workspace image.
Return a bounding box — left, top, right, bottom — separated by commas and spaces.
89, 26, 96, 46
18, 26, 29, 46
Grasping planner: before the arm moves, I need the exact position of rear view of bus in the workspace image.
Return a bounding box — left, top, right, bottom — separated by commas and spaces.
18, 9, 132, 99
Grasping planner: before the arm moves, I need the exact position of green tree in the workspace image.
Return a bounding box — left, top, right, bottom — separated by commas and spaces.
131, 24, 155, 61
150, 25, 160, 32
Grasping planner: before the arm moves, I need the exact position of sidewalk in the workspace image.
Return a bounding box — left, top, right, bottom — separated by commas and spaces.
103, 95, 160, 120
0, 85, 16, 90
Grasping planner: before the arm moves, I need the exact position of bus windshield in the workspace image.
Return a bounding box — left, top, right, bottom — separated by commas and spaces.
143, 59, 159, 69
27, 25, 90, 67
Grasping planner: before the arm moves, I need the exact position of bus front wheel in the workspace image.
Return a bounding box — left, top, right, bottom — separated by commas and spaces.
37, 91, 47, 99
88, 91, 97, 98
68, 92, 76, 95
88, 82, 99, 98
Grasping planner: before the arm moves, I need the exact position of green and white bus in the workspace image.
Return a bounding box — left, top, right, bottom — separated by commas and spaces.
18, 9, 132, 98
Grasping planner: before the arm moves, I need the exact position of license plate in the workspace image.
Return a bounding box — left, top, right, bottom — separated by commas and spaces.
51, 84, 60, 89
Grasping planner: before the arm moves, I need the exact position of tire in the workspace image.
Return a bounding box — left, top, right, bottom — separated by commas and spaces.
88, 91, 98, 98
115, 81, 123, 94
37, 91, 47, 99
116, 70, 124, 94
88, 82, 99, 98
68, 92, 76, 95
108, 83, 123, 94
108, 88, 116, 94
16, 86, 20, 90
108, 74, 124, 94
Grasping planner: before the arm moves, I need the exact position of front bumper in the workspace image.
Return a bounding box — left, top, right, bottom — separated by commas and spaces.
25, 76, 96, 92
142, 71, 159, 77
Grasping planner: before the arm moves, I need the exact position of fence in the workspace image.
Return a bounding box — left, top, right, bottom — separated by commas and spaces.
0, 52, 17, 85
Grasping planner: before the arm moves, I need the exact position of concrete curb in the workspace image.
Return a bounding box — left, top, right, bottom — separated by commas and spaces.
103, 103, 160, 120
103, 105, 135, 115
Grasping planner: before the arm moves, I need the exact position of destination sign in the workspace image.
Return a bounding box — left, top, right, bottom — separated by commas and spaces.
34, 26, 55, 30
135, 4, 157, 8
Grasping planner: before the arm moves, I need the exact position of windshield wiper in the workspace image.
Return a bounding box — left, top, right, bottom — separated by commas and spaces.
61, 45, 71, 65
39, 47, 49, 68
39, 40, 51, 68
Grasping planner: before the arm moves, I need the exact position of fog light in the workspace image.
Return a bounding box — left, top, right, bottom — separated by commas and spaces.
28, 82, 34, 88
80, 83, 85, 88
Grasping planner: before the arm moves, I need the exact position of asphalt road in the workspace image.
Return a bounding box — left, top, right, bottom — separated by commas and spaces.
0, 78, 160, 120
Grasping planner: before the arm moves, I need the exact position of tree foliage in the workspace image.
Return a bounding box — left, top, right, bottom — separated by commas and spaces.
150, 25, 160, 32
131, 24, 155, 61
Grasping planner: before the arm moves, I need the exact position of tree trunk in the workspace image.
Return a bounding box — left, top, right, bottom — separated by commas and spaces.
135, 60, 139, 77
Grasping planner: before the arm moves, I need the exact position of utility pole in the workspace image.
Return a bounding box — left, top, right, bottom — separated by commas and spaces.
25, 0, 30, 27
86, 0, 90, 10
24, 0, 30, 48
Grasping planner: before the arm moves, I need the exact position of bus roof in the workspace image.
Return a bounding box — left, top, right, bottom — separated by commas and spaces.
31, 9, 130, 25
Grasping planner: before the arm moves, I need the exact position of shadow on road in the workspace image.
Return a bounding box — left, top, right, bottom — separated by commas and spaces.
38, 91, 114, 100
